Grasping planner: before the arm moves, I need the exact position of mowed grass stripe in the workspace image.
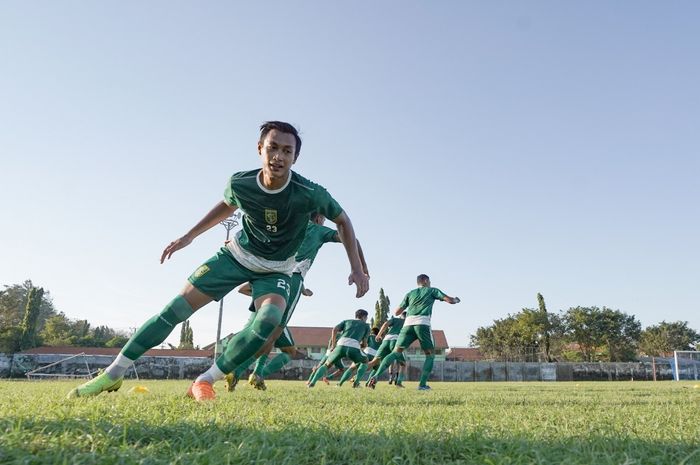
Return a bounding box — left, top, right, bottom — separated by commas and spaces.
0, 380, 698, 465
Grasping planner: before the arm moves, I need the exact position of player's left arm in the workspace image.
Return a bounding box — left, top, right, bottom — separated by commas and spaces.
394, 306, 406, 316
331, 211, 369, 298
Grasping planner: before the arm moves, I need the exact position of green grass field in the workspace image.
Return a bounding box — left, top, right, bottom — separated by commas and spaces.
0, 380, 698, 465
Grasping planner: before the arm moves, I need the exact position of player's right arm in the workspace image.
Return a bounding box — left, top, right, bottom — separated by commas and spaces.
161, 201, 237, 263
376, 320, 391, 341
443, 296, 461, 304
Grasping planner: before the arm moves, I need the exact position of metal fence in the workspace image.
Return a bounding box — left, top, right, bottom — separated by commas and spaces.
0, 353, 680, 381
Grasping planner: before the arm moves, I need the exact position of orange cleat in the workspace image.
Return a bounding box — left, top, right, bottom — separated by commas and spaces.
186, 381, 216, 401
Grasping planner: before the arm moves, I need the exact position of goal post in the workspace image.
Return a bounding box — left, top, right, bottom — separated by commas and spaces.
672, 351, 700, 381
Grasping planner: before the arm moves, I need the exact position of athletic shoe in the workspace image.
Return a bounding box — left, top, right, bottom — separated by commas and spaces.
395, 382, 405, 388
417, 385, 432, 391
248, 373, 267, 391
366, 377, 377, 389
352, 382, 361, 388
224, 373, 238, 392
66, 372, 123, 398
187, 381, 216, 401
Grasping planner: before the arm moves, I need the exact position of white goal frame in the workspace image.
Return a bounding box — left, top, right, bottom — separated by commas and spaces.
673, 351, 700, 381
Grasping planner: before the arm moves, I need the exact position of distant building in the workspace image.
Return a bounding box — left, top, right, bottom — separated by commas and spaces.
206, 326, 450, 361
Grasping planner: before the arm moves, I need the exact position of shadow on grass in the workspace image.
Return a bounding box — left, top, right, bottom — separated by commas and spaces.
2, 416, 699, 465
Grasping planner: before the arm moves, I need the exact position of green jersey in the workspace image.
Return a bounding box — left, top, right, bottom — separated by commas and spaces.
385, 317, 405, 338
335, 319, 370, 349
399, 287, 447, 326
223, 169, 343, 268
366, 334, 381, 351
294, 222, 339, 277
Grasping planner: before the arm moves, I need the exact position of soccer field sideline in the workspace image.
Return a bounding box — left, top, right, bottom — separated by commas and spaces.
1, 380, 699, 465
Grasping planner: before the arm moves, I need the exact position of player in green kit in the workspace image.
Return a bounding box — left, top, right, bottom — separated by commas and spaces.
365, 312, 406, 387
224, 213, 369, 391
308, 309, 370, 387
337, 326, 380, 387
68, 122, 369, 401
367, 274, 459, 390
306, 335, 346, 385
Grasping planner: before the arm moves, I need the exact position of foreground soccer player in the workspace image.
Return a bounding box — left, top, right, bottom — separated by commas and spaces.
228, 213, 368, 391
367, 274, 459, 390
68, 122, 369, 400
308, 309, 370, 387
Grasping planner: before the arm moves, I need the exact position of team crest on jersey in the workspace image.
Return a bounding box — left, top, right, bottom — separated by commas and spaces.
193, 265, 210, 278
264, 209, 278, 225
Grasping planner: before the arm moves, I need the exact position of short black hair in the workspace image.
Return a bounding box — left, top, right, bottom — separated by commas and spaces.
355, 309, 368, 319
371, 327, 380, 334
417, 274, 430, 283
259, 121, 302, 159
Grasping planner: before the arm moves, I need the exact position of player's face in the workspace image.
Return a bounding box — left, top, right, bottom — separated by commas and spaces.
258, 129, 297, 180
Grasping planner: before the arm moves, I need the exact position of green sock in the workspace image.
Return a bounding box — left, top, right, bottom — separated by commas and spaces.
419, 355, 435, 386
309, 365, 327, 387
372, 352, 400, 379
263, 353, 291, 377
366, 367, 377, 381
253, 354, 268, 377
122, 295, 193, 361
397, 371, 404, 384
233, 356, 255, 379
215, 303, 282, 374
355, 363, 368, 385
338, 368, 354, 386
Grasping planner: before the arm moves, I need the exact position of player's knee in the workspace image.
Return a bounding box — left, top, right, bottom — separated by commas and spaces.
250, 304, 283, 340
159, 295, 193, 327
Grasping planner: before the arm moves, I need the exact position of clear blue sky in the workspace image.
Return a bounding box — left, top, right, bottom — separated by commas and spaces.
1, 2, 698, 349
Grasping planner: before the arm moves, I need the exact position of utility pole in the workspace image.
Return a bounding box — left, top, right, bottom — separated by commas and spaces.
214, 212, 241, 357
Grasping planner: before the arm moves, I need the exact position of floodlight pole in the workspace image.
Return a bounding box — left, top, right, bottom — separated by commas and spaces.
214, 213, 240, 357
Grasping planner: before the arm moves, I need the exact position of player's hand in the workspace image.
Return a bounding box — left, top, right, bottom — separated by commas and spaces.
453, 297, 461, 304
302, 288, 314, 297
348, 270, 369, 298
160, 234, 193, 263
375, 335, 382, 342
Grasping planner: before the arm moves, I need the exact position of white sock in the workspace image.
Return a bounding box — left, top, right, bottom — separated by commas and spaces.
196, 364, 225, 384
105, 353, 134, 379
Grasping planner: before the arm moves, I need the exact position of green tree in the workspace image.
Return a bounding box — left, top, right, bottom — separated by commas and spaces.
471, 308, 562, 362
537, 293, 552, 362
39, 313, 75, 346
0, 280, 56, 352
19, 287, 44, 350
179, 320, 194, 349
639, 321, 699, 357
372, 288, 390, 330
563, 306, 641, 362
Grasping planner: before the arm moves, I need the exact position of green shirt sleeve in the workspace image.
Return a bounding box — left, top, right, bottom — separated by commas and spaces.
311, 186, 343, 221
319, 225, 340, 244
223, 175, 239, 207
433, 288, 447, 301
399, 293, 410, 310
334, 321, 345, 334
